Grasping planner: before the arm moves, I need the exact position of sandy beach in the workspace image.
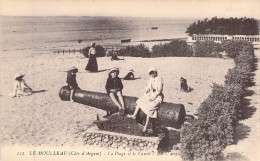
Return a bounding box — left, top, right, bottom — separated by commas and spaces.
0, 50, 234, 147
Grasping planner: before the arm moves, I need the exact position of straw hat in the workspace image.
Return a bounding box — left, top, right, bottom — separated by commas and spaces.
129, 69, 134, 72
66, 66, 78, 73
148, 67, 157, 74
109, 67, 119, 74
14, 73, 25, 79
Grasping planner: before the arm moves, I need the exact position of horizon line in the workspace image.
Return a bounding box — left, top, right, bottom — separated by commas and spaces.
1, 15, 259, 20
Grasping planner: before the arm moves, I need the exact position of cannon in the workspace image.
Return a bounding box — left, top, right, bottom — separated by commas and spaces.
59, 86, 190, 129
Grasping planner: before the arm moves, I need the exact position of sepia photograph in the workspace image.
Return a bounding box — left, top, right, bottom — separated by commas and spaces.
0, 0, 259, 161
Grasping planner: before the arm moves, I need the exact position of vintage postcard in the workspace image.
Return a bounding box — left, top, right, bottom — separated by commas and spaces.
1, 0, 259, 161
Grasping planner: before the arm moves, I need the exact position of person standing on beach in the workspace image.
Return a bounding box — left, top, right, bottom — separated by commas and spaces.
128, 67, 164, 133
85, 43, 98, 72
105, 67, 126, 117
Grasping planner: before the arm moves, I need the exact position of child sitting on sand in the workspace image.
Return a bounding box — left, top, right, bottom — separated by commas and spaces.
66, 67, 80, 102
105, 67, 125, 116
123, 69, 135, 80
9, 73, 32, 97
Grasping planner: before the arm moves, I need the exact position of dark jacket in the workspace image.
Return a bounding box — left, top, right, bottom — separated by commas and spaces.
66, 73, 79, 89
105, 76, 123, 94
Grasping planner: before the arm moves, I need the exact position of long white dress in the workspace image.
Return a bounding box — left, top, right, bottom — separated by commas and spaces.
136, 76, 164, 118
9, 79, 32, 97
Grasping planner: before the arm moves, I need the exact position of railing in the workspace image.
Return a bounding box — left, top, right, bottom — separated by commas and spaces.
53, 46, 125, 55
187, 34, 260, 44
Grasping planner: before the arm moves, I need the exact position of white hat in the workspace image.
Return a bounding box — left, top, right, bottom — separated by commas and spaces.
66, 66, 78, 73
14, 73, 25, 79
148, 67, 157, 74
129, 69, 134, 72
109, 67, 119, 74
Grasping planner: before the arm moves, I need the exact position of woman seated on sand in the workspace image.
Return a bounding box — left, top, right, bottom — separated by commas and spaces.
128, 67, 164, 133
9, 73, 32, 97
111, 52, 124, 61
105, 67, 125, 116
123, 69, 135, 80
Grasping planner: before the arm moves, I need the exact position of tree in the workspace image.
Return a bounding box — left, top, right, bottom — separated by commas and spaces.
186, 17, 259, 35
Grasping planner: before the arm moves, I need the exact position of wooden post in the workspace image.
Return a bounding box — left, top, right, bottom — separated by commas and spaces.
58, 49, 59, 54
74, 49, 75, 54
69, 49, 70, 54
63, 50, 64, 55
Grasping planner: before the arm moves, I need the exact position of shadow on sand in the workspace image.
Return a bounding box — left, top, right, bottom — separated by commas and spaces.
32, 90, 47, 94
122, 77, 142, 80
241, 97, 257, 120
168, 128, 180, 150
233, 123, 251, 144
81, 69, 110, 73
224, 152, 250, 161
97, 69, 110, 73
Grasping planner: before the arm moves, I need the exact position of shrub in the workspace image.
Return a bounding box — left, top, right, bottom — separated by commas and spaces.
198, 83, 243, 124
151, 40, 193, 57
82, 46, 90, 57
180, 39, 255, 161
211, 84, 244, 121
197, 83, 245, 145
234, 51, 254, 71
117, 44, 150, 57
221, 40, 253, 58
180, 84, 245, 160
181, 120, 226, 161
82, 45, 106, 58
198, 100, 235, 146
225, 67, 253, 89
193, 40, 222, 57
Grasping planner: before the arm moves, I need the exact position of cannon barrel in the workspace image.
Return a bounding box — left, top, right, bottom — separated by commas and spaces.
59, 86, 186, 128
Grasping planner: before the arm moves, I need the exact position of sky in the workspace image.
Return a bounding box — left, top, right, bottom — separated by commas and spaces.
0, 0, 259, 18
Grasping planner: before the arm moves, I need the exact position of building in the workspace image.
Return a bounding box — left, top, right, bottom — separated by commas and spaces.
187, 34, 260, 47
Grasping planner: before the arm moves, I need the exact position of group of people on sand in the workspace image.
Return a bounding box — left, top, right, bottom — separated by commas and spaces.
66, 47, 163, 133
105, 67, 163, 133
9, 42, 164, 134
103, 66, 164, 133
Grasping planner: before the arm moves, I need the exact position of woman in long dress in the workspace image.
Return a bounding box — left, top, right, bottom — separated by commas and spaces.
128, 67, 164, 133
85, 43, 98, 72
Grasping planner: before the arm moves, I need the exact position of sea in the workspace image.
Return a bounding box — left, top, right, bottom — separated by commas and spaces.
0, 16, 197, 53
